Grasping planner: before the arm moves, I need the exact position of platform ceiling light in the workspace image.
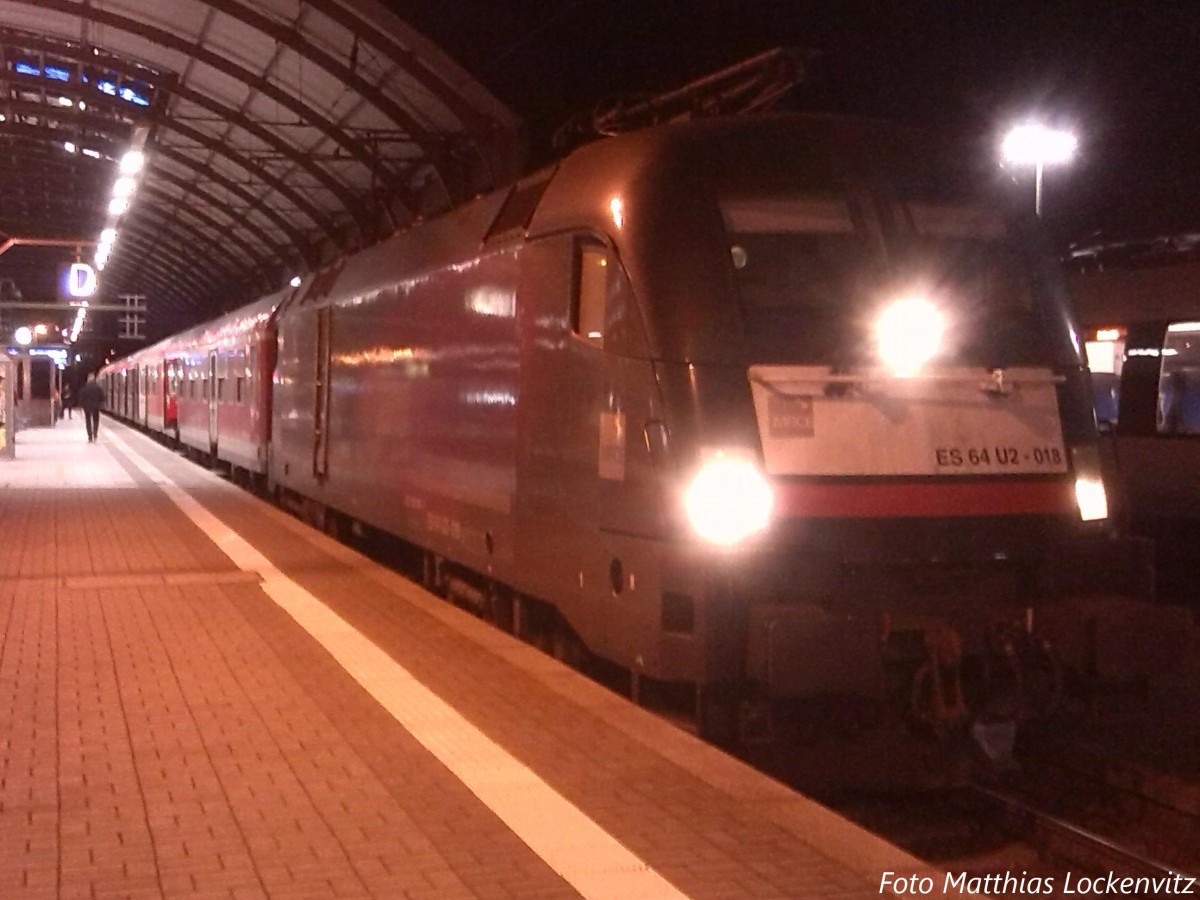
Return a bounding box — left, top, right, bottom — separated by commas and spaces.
91, 125, 150, 279
1001, 123, 1077, 216
119, 149, 145, 176
69, 300, 89, 343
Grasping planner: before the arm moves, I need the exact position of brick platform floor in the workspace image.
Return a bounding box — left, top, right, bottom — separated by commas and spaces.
0, 417, 937, 899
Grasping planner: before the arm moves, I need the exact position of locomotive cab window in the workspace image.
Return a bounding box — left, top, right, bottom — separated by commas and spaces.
722, 193, 1044, 367
573, 241, 609, 345
722, 195, 879, 361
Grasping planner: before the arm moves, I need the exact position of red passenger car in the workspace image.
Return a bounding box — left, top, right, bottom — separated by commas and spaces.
101, 291, 284, 477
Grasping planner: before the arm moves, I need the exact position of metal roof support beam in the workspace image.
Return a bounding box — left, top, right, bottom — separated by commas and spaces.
164, 88, 364, 239
134, 184, 278, 275
104, 231, 237, 310
1, 30, 366, 240
108, 225, 235, 297
302, 0, 521, 191
29, 2, 389, 210
152, 144, 318, 268
141, 170, 296, 271
118, 202, 267, 286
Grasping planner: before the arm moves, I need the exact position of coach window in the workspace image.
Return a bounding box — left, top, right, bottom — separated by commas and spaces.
573, 240, 608, 346
1157, 321, 1200, 435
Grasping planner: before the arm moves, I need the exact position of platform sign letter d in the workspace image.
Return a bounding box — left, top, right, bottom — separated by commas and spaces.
67, 263, 97, 298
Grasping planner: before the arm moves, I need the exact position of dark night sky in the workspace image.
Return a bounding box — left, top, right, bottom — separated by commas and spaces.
393, 0, 1200, 249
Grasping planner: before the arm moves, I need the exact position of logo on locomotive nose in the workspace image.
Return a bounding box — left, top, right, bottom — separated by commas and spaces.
768, 394, 814, 438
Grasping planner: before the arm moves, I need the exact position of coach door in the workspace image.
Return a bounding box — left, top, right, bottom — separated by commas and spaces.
207, 351, 219, 450
139, 363, 150, 426
312, 305, 332, 478
129, 365, 139, 421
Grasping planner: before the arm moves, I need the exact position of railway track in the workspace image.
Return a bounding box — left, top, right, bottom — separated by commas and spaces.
961, 782, 1196, 885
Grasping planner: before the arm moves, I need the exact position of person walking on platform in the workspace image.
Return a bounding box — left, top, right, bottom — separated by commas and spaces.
62, 382, 74, 419
78, 373, 106, 443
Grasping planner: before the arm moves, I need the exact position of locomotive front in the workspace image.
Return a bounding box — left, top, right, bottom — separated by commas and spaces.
596, 117, 1110, 738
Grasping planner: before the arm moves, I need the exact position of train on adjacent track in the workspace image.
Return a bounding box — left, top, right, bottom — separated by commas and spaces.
1069, 248, 1200, 600
101, 113, 1127, 743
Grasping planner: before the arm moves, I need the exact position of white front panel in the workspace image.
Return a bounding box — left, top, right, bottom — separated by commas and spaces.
749, 365, 1068, 477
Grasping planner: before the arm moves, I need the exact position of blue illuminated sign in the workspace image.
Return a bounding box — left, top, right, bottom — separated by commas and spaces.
119, 86, 150, 106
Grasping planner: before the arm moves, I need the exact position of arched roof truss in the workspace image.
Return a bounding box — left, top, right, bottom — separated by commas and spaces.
0, 0, 521, 325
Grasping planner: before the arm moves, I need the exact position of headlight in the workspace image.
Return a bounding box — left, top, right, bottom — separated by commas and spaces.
876, 295, 945, 376
1070, 444, 1109, 522
1074, 477, 1109, 522
684, 451, 773, 545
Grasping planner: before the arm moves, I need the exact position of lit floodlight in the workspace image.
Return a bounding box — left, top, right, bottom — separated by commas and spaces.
14, 326, 33, 346
289, 275, 302, 287
108, 196, 129, 216
1001, 123, 1078, 216
876, 295, 945, 376
112, 176, 137, 198
1002, 124, 1077, 166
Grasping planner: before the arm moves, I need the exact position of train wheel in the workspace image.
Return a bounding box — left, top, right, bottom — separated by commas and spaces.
324, 510, 348, 543
696, 683, 742, 749
551, 626, 587, 671
486, 587, 515, 634
421, 553, 445, 596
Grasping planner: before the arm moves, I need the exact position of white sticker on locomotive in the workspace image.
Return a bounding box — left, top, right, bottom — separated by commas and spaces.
767, 393, 815, 438
748, 365, 1069, 477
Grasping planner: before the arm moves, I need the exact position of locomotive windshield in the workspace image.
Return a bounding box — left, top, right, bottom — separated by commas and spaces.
723, 193, 1047, 368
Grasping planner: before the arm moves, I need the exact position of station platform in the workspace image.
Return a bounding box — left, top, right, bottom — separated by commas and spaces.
0, 416, 941, 899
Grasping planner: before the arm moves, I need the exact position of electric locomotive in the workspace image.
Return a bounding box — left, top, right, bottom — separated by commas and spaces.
260, 113, 1110, 739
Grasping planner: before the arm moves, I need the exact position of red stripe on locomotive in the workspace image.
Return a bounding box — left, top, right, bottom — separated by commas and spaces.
775, 479, 1076, 518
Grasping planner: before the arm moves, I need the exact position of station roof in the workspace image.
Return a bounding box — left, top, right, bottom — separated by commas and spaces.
0, 0, 522, 337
